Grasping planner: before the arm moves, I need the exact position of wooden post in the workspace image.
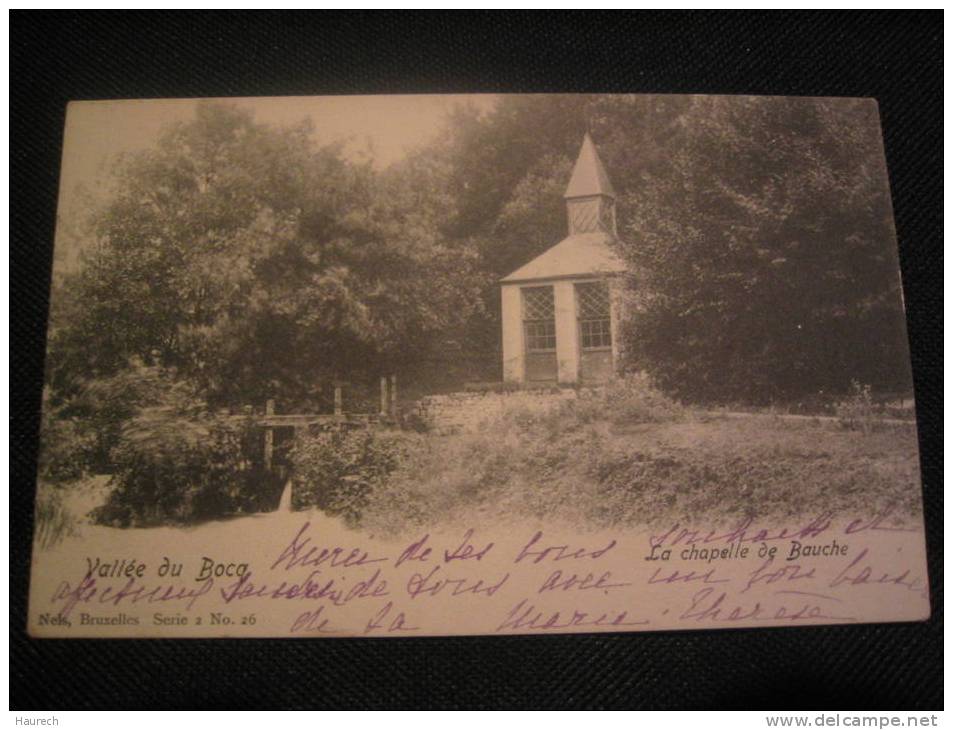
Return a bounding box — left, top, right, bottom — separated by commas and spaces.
334, 385, 343, 417
390, 374, 398, 419
380, 376, 388, 416
264, 399, 275, 471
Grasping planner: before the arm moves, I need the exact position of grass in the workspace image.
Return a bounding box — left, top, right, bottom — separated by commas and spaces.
33, 485, 78, 549
33, 475, 113, 549
361, 378, 922, 536
42, 379, 921, 541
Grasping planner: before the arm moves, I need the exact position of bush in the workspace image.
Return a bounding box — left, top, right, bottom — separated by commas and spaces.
361, 424, 526, 535
835, 380, 876, 434
518, 373, 683, 433
42, 361, 202, 478
601, 373, 685, 425
289, 426, 415, 526
92, 407, 283, 528
38, 405, 96, 484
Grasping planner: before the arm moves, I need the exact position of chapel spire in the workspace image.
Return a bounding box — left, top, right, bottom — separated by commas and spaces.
564, 134, 617, 236
565, 132, 616, 200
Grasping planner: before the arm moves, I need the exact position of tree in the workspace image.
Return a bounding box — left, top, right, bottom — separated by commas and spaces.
47, 102, 484, 412
618, 96, 911, 402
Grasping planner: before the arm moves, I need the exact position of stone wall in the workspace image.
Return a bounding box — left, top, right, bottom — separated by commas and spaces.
411, 387, 581, 435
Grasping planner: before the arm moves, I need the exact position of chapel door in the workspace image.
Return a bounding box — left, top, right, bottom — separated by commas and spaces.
576, 281, 613, 383
522, 286, 558, 383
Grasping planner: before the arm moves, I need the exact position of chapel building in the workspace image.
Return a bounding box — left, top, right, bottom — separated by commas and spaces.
500, 134, 627, 385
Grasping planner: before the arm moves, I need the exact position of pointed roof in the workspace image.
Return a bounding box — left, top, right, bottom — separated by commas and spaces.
564, 133, 616, 199
500, 232, 626, 283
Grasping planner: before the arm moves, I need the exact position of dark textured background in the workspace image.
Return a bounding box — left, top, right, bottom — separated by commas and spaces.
10, 11, 942, 710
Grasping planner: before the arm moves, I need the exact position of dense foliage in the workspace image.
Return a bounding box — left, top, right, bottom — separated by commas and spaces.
618, 96, 910, 402
38, 388, 95, 483
289, 426, 414, 526
50, 95, 911, 412
47, 102, 485, 413
42, 95, 914, 522
434, 94, 910, 403
92, 407, 282, 528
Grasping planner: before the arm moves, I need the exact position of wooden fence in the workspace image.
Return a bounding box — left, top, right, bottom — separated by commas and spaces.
253, 375, 398, 471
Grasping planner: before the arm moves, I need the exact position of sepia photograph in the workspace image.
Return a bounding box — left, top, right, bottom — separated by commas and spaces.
28, 93, 928, 638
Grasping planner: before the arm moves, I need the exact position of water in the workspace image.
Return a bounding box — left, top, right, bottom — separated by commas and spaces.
278, 479, 293, 512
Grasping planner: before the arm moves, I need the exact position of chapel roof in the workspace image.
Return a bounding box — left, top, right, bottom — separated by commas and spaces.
500, 232, 626, 284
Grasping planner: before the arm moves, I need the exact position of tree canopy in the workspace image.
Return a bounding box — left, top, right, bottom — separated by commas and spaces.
48, 102, 485, 410
616, 95, 910, 402
48, 94, 912, 415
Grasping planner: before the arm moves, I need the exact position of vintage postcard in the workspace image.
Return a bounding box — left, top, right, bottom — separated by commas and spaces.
29, 93, 929, 638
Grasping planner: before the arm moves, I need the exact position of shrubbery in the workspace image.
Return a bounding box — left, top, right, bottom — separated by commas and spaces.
38, 399, 96, 484
497, 373, 683, 435
359, 375, 686, 533
584, 373, 684, 426
835, 380, 877, 434
39, 361, 207, 484
357, 375, 920, 534
88, 369, 285, 527
289, 426, 416, 526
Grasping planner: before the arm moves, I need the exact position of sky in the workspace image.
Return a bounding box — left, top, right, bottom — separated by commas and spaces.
54, 94, 500, 257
